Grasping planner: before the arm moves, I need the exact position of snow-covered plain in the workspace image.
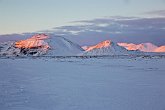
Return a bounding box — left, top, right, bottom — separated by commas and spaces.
0, 56, 165, 110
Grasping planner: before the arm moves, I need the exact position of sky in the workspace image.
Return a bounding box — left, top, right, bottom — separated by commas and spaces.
0, 0, 165, 34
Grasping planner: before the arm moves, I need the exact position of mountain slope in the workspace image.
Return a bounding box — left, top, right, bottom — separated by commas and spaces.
0, 41, 20, 56
46, 35, 84, 56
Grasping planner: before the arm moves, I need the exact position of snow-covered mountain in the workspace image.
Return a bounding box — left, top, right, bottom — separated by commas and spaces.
1, 34, 164, 57
154, 46, 165, 52
118, 43, 158, 52
83, 40, 139, 56
85, 40, 112, 52
118, 43, 165, 53
0, 34, 84, 56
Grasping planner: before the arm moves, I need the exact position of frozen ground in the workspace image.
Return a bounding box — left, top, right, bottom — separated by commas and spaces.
0, 56, 165, 110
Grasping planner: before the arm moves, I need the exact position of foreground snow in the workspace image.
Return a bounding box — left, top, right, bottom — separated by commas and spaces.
0, 56, 165, 110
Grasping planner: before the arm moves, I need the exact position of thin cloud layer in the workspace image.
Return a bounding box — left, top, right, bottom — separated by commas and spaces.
144, 10, 165, 16
0, 16, 165, 46
47, 16, 165, 46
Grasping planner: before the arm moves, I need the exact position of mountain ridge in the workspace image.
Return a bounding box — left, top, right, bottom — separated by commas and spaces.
0, 34, 165, 57
82, 40, 140, 56
118, 42, 165, 52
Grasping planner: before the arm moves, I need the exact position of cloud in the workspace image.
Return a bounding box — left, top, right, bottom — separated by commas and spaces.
1, 16, 165, 46
48, 16, 165, 46
144, 10, 165, 17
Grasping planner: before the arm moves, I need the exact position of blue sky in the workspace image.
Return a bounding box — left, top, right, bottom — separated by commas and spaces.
0, 0, 165, 34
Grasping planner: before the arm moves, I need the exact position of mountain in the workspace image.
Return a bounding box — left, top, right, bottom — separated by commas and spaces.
118, 43, 158, 52
154, 46, 165, 52
83, 40, 138, 56
0, 34, 84, 56
1, 34, 164, 57
118, 42, 165, 53
85, 40, 112, 52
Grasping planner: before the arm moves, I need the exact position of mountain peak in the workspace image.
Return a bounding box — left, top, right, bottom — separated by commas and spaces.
31, 34, 49, 40
85, 40, 112, 51
15, 34, 50, 49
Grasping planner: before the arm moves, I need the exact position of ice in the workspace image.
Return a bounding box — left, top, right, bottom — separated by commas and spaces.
0, 56, 165, 110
